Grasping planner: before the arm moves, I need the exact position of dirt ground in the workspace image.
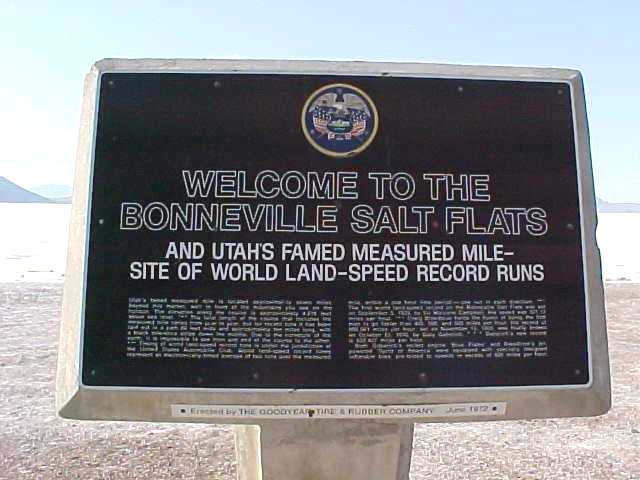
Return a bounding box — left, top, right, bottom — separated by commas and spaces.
0, 283, 638, 479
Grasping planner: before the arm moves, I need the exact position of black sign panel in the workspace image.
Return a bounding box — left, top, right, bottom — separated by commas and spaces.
82, 73, 588, 389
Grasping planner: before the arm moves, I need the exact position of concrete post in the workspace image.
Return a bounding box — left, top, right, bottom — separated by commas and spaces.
235, 421, 414, 480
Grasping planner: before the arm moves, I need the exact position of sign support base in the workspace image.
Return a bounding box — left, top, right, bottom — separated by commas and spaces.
235, 421, 415, 480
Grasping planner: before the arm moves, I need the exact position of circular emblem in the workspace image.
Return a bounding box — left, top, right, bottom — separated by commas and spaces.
301, 83, 378, 158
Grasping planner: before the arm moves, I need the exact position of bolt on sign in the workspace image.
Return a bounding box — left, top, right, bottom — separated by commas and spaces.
56, 60, 610, 422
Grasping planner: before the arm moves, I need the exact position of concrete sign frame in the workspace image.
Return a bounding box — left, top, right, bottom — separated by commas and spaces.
56, 59, 610, 424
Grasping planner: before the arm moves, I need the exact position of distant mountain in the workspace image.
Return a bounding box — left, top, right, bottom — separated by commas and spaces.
31, 184, 72, 199
0, 176, 52, 203
597, 197, 640, 213
49, 196, 72, 204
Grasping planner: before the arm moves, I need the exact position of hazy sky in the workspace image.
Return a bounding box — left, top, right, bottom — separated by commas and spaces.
1, 1, 638, 201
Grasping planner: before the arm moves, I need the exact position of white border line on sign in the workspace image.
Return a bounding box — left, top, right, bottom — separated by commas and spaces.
78, 71, 591, 392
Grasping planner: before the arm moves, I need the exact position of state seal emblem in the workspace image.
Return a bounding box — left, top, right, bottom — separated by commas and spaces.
301, 83, 378, 158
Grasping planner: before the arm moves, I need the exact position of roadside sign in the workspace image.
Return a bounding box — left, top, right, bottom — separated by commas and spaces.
56, 59, 610, 422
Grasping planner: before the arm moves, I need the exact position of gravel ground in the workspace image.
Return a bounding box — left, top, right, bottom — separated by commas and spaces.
0, 283, 638, 479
